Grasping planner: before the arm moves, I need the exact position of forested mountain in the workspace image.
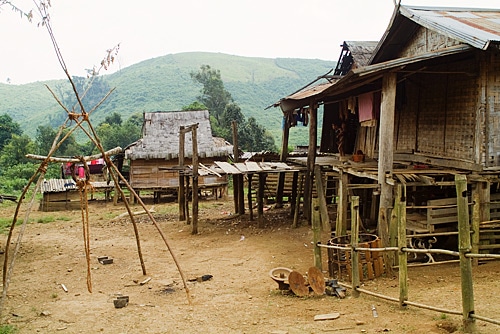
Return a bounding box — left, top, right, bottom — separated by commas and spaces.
0, 52, 335, 147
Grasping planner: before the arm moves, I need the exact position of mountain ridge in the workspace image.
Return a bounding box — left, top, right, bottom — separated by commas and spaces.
0, 52, 335, 147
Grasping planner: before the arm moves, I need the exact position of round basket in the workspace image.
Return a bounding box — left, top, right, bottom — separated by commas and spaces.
327, 233, 384, 281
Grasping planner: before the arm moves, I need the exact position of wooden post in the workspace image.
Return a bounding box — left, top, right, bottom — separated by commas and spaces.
312, 197, 322, 270
258, 172, 266, 228
276, 115, 290, 208
233, 174, 240, 214
185, 175, 190, 225
396, 184, 408, 308
293, 174, 304, 228
314, 165, 331, 231
377, 72, 397, 273
471, 182, 480, 265
455, 174, 476, 333
178, 126, 186, 221
304, 104, 318, 223
191, 124, 199, 235
238, 174, 245, 215
232, 121, 239, 214
247, 173, 254, 221
311, 197, 323, 270
472, 181, 489, 264
290, 171, 298, 217
336, 170, 348, 237
350, 196, 360, 298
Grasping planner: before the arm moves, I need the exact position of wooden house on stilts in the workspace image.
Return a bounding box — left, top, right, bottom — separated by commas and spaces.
125, 110, 233, 201
274, 5, 500, 263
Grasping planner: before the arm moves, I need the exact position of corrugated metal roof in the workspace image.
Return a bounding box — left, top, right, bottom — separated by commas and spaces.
41, 179, 77, 193
400, 6, 500, 50
40, 179, 116, 193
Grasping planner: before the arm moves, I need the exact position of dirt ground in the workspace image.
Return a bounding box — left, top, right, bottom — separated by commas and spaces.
0, 194, 499, 334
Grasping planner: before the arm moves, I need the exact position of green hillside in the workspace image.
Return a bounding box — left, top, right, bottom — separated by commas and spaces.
0, 52, 335, 148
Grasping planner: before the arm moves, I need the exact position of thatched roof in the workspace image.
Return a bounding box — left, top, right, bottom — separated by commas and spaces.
125, 110, 233, 160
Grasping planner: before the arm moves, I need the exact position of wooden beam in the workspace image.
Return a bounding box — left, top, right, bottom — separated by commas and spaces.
336, 170, 348, 237
191, 124, 199, 235
178, 126, 186, 221
276, 114, 291, 208
247, 174, 254, 221
314, 165, 331, 232
378, 72, 397, 276
304, 104, 318, 222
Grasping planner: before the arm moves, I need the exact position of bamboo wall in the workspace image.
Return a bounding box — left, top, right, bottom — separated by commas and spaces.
487, 51, 500, 166
398, 26, 462, 58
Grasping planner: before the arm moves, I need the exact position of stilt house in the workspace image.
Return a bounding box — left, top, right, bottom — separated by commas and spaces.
125, 110, 233, 197
275, 5, 500, 255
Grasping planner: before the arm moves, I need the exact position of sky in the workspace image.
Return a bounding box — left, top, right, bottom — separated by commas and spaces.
1, 0, 500, 84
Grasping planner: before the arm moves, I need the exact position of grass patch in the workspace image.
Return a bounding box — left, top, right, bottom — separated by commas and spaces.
0, 325, 18, 334
0, 217, 17, 233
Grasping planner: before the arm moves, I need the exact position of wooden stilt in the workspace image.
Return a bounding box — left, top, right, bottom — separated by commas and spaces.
191, 125, 199, 235
248, 173, 254, 221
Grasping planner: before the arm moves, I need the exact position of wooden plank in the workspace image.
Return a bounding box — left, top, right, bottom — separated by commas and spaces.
234, 162, 248, 173
245, 161, 261, 172
214, 161, 240, 174
314, 313, 340, 321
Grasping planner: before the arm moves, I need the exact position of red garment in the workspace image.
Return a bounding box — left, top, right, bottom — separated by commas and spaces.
358, 92, 374, 122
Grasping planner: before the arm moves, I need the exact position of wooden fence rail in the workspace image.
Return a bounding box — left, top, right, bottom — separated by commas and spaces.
316, 176, 499, 333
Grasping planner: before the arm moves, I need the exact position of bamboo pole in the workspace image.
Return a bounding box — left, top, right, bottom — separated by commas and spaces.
312, 197, 322, 270
456, 174, 476, 333
350, 196, 360, 298
397, 184, 408, 308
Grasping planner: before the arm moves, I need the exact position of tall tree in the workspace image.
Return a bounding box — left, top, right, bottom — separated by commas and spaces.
0, 114, 22, 151
190, 65, 232, 123
0, 134, 35, 166
190, 65, 276, 152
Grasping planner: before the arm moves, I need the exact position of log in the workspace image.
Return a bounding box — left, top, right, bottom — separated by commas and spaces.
111, 207, 155, 222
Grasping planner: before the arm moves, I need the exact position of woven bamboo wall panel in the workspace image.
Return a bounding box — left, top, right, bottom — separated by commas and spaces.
399, 26, 462, 58
395, 81, 418, 152
488, 52, 500, 166
396, 58, 479, 161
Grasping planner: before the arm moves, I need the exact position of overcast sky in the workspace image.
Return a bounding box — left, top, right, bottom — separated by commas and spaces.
1, 0, 499, 84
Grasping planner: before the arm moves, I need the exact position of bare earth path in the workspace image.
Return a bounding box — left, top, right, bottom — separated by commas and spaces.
0, 197, 499, 333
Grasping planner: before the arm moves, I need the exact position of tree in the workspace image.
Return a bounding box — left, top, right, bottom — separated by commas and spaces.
96, 114, 142, 151
102, 112, 122, 126
0, 114, 22, 151
35, 125, 82, 157
240, 117, 276, 152
0, 134, 36, 166
190, 65, 276, 152
182, 101, 207, 111
190, 65, 232, 123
